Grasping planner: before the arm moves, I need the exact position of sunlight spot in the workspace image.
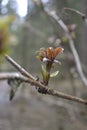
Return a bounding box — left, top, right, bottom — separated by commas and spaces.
17, 0, 28, 17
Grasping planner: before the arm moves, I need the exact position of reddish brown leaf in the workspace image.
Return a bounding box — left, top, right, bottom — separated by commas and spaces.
54, 47, 64, 58
46, 47, 54, 60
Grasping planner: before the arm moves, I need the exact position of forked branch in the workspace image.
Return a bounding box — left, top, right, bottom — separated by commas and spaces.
0, 55, 86, 105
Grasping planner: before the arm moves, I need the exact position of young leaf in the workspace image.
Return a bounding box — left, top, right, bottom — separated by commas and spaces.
50, 71, 59, 78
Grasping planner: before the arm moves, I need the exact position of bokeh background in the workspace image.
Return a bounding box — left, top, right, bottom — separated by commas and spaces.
0, 0, 87, 130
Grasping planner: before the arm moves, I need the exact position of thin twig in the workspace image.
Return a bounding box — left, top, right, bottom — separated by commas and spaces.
64, 7, 85, 18
5, 55, 36, 80
0, 72, 87, 105
63, 7, 87, 24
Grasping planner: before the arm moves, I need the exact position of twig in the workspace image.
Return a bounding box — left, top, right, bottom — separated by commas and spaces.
37, 1, 87, 87
64, 7, 85, 18
5, 55, 36, 80
63, 7, 87, 24
0, 72, 21, 80
0, 72, 87, 105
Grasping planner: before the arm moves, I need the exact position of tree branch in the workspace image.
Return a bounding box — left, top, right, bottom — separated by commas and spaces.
0, 55, 86, 105
0, 72, 87, 105
5, 55, 36, 80
63, 7, 87, 24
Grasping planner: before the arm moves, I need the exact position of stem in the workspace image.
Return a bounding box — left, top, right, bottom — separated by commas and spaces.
44, 61, 53, 86
5, 55, 36, 80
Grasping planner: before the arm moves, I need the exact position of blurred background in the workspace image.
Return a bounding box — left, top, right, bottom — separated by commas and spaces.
0, 0, 87, 130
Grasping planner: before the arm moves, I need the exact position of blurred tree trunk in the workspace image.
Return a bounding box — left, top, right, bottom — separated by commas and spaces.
0, 0, 2, 14
0, 0, 2, 72
20, 26, 29, 69
18, 0, 30, 110
20, 0, 29, 69
54, 0, 77, 129
82, 0, 87, 65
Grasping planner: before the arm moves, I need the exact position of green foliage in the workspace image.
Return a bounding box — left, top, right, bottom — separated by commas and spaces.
0, 15, 16, 63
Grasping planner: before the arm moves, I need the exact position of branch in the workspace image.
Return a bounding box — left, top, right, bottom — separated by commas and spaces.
5, 55, 36, 80
37, 1, 87, 87
0, 55, 86, 105
63, 7, 87, 24
0, 72, 87, 105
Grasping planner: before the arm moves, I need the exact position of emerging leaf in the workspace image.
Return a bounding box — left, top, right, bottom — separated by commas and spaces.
50, 70, 59, 78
